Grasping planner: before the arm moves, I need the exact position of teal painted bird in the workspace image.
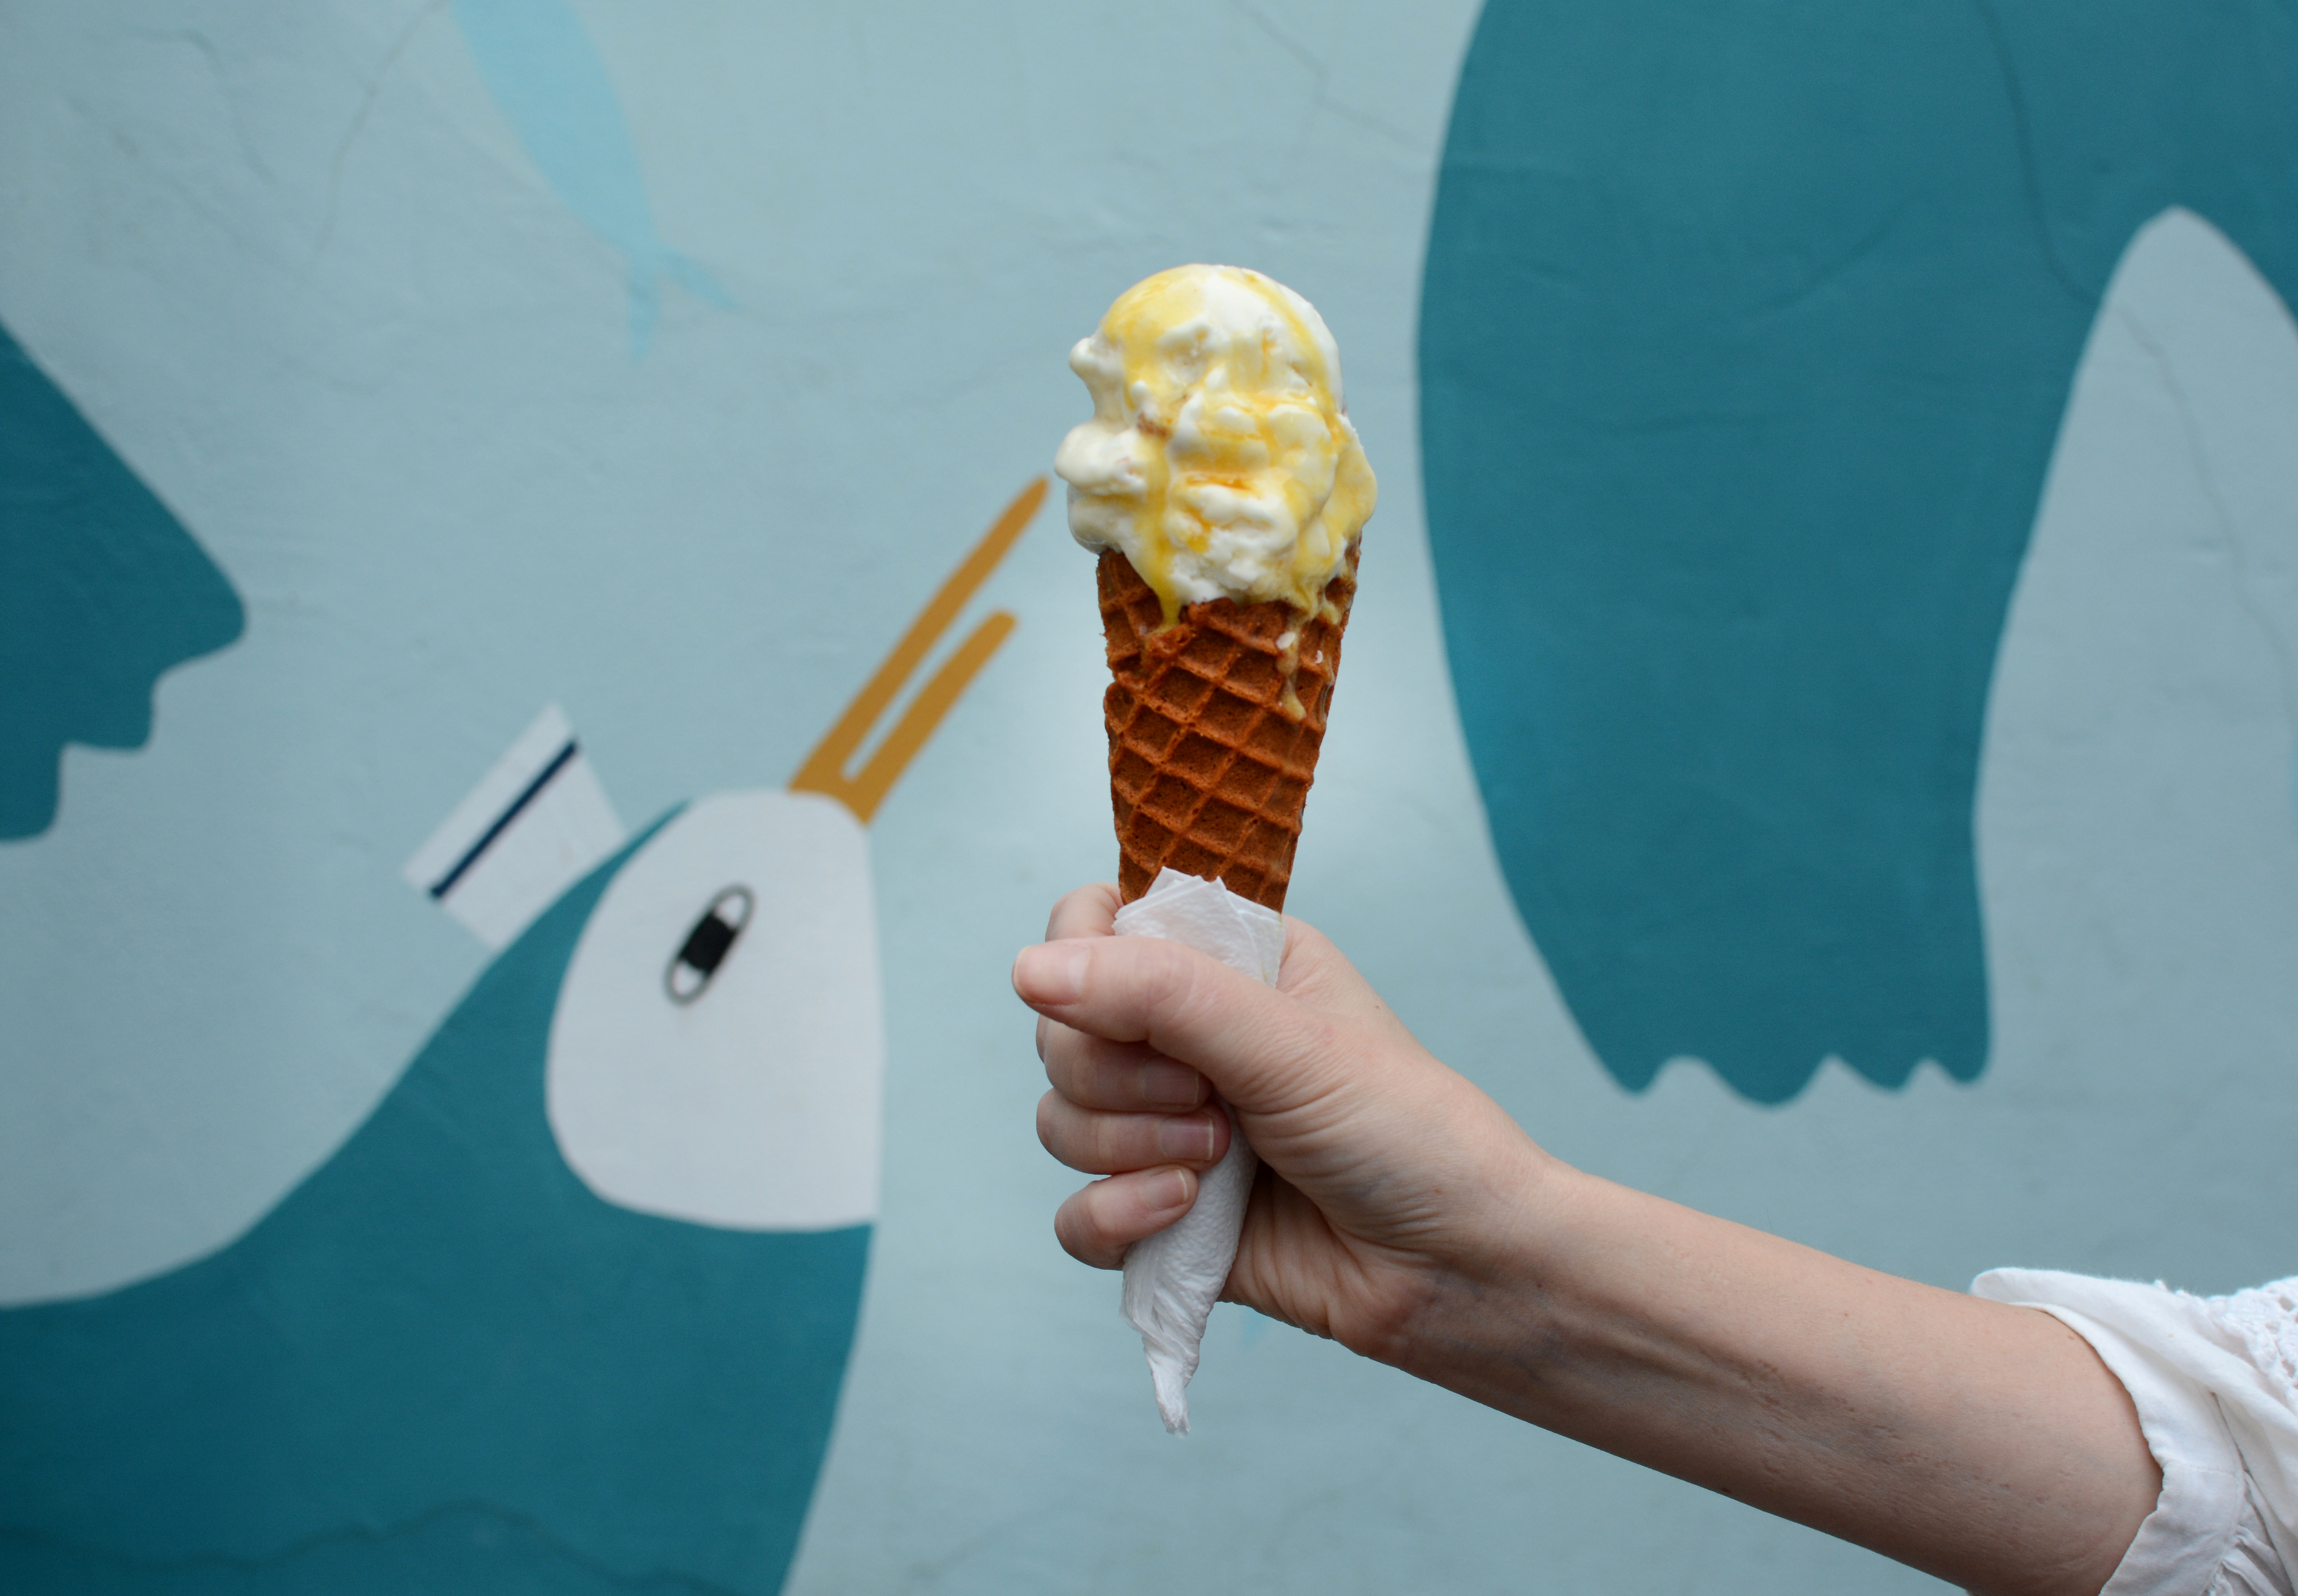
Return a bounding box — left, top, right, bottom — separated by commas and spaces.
0, 807, 869, 1595
0, 488, 1041, 1594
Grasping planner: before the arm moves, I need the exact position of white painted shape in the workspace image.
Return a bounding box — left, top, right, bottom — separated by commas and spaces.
401, 704, 577, 891
546, 788, 882, 1230
399, 703, 627, 949
438, 754, 625, 948
1978, 208, 2298, 1095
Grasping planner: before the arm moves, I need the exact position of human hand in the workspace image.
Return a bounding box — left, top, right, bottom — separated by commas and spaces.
1014, 883, 1551, 1360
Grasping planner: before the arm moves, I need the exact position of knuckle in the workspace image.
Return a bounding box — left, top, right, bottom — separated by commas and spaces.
1039, 1024, 1076, 1089
1067, 1036, 1145, 1108
1078, 1177, 1122, 1238
1098, 1063, 1138, 1111
1055, 1189, 1113, 1267
1143, 940, 1213, 1028
1046, 885, 1090, 939
1034, 1091, 1066, 1155
1047, 882, 1120, 943
1088, 1111, 1127, 1168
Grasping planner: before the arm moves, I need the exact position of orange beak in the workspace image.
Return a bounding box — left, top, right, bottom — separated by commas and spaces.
788, 478, 1046, 824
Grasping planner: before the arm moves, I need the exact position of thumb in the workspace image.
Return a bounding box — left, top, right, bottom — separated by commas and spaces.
1013, 933, 1347, 1120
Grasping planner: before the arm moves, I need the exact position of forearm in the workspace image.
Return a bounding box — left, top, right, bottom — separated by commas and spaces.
1389, 1163, 2159, 1596
1017, 908, 2160, 1593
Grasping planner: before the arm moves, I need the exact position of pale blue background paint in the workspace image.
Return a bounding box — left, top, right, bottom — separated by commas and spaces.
4, 4, 2296, 1593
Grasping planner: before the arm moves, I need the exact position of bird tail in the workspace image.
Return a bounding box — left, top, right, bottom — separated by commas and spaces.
625, 249, 734, 356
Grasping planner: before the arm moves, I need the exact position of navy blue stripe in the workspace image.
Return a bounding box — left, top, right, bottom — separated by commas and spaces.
429, 739, 580, 899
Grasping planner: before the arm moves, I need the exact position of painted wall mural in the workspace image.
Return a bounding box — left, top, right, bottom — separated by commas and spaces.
0, 323, 242, 841
1421, 0, 2298, 1102
5, 4, 2296, 1593
450, 0, 729, 353
0, 493, 1034, 1592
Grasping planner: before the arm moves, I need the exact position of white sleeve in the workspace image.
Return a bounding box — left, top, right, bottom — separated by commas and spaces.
1973, 1270, 2298, 1596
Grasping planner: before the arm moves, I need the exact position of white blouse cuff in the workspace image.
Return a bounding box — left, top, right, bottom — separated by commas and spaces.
1974, 1269, 2265, 1596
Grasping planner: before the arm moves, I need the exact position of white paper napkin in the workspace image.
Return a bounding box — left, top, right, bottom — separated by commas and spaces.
1110, 867, 1286, 1433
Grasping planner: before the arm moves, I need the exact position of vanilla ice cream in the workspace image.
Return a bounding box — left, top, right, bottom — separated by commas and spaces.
1055, 265, 1376, 621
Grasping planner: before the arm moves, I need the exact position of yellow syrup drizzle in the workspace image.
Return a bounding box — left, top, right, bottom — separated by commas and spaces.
1095, 266, 1375, 625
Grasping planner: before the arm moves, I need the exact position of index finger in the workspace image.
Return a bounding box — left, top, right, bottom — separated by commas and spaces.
1044, 882, 1122, 942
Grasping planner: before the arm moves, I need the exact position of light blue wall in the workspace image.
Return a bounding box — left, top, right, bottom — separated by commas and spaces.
4, 4, 2295, 1593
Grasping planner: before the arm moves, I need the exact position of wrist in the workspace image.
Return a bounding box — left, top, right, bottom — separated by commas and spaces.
1350, 1122, 1583, 1380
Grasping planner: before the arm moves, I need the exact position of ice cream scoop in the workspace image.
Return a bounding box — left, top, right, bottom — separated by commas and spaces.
1056, 265, 1375, 621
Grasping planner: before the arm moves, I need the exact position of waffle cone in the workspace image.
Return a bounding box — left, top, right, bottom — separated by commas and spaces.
1098, 547, 1357, 912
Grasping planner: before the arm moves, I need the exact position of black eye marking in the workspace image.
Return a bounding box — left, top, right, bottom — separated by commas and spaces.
664, 885, 755, 1005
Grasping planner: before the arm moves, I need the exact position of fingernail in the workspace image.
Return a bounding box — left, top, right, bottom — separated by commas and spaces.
1142, 1168, 1192, 1213
1157, 1116, 1218, 1163
1141, 1064, 1202, 1108
1014, 942, 1087, 1005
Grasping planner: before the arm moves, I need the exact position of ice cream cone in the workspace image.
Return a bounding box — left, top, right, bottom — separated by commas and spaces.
1099, 545, 1357, 913
1058, 263, 1375, 1432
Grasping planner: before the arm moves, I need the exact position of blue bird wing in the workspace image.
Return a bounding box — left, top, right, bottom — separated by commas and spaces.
1421, 0, 2298, 1104
0, 820, 865, 1596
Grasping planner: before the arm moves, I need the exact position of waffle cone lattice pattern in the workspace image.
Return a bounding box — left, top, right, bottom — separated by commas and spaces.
1099, 547, 1356, 912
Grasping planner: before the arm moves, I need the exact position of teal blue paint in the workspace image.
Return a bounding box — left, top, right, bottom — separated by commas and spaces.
453, 0, 733, 353
0, 322, 243, 841
1420, 0, 2298, 1104
0, 1505, 731, 1596
0, 819, 868, 1595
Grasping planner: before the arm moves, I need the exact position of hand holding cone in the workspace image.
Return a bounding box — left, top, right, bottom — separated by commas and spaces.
1055, 264, 1375, 1430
